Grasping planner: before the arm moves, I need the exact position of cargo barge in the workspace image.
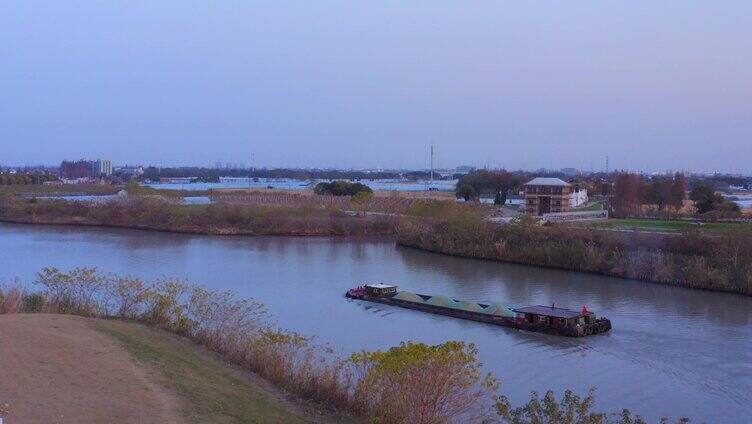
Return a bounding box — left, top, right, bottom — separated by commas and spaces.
345, 284, 611, 337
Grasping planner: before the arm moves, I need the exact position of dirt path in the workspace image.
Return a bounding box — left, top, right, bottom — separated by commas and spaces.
0, 314, 183, 424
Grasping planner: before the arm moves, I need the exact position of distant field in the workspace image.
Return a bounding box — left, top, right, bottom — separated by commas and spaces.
586, 218, 747, 233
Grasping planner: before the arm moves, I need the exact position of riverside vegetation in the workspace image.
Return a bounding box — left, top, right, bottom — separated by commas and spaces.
0, 268, 690, 424
2, 192, 752, 296
0, 194, 396, 236
398, 206, 752, 296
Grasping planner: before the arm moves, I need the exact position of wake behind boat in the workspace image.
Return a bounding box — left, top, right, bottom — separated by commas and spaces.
346, 284, 612, 337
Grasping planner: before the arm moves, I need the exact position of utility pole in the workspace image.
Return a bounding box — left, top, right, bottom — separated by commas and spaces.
429, 144, 434, 190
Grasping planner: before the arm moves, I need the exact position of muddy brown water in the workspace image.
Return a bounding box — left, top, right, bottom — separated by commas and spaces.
1, 222, 750, 423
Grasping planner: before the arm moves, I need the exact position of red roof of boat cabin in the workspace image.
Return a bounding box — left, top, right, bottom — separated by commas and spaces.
513, 305, 582, 319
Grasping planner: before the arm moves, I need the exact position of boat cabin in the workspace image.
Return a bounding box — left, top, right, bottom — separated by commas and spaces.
513, 305, 588, 328
364, 284, 398, 297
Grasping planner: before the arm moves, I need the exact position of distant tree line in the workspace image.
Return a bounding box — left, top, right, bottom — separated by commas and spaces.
60, 160, 94, 179
0, 173, 58, 185
140, 167, 403, 182
612, 173, 687, 216
314, 180, 373, 196
455, 170, 524, 202
702, 175, 751, 190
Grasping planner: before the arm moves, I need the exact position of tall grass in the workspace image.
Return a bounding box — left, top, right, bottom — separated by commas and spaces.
0, 284, 23, 314
397, 214, 752, 296
0, 195, 397, 236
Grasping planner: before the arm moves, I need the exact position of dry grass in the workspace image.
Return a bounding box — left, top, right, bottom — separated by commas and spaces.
0, 285, 23, 314
397, 214, 752, 296
0, 195, 397, 236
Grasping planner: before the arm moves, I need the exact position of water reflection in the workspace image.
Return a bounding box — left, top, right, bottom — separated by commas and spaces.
395, 245, 752, 327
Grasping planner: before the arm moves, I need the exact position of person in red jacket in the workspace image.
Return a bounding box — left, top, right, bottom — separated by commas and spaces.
581, 305, 589, 316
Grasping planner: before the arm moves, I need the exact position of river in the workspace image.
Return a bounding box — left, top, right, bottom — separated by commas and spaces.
1, 222, 749, 423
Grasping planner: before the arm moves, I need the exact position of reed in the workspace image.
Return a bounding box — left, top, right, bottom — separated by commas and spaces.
0, 284, 23, 314
0, 195, 397, 236
397, 214, 752, 296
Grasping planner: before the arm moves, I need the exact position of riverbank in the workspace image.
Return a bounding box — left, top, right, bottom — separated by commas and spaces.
0, 314, 328, 423
1, 268, 691, 424
3, 194, 752, 297
397, 216, 752, 296
0, 196, 397, 236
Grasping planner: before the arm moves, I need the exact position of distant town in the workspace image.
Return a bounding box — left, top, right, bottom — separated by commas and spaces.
1, 158, 750, 227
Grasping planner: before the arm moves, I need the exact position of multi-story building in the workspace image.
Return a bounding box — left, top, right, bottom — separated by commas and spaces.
523, 177, 573, 215
92, 159, 113, 177
523, 177, 589, 215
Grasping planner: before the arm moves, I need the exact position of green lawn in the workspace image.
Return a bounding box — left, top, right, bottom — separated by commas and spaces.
573, 201, 603, 211
588, 219, 747, 233
96, 320, 318, 424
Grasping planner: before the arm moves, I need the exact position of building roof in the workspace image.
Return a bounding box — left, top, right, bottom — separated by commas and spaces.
513, 305, 582, 318
524, 177, 571, 187
365, 283, 397, 289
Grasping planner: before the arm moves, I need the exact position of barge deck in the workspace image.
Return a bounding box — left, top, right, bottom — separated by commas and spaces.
346, 284, 611, 337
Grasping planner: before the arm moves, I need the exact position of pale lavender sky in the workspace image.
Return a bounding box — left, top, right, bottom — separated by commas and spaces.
1, 1, 751, 172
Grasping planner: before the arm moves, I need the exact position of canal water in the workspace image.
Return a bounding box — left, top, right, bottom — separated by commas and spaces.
1, 222, 749, 423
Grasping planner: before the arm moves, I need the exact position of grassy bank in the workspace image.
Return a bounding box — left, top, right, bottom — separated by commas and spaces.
96, 320, 343, 423
583, 218, 746, 233
0, 195, 397, 236
397, 215, 752, 296
0, 268, 686, 424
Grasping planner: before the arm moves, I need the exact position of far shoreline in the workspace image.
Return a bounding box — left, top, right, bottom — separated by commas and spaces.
3, 211, 751, 299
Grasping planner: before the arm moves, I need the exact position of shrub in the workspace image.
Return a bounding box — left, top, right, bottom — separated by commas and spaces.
23, 293, 44, 313
496, 388, 690, 424
35, 267, 106, 316
108, 276, 148, 318
350, 341, 499, 423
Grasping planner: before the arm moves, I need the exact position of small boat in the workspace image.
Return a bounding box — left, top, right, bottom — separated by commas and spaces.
345, 284, 611, 337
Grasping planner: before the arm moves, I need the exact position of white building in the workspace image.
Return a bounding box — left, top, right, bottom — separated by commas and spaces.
569, 188, 589, 207
92, 159, 113, 177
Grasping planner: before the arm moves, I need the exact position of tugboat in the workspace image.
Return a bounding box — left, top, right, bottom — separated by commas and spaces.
346, 284, 611, 337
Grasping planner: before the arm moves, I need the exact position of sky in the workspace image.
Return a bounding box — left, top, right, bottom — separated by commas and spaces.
1, 1, 751, 173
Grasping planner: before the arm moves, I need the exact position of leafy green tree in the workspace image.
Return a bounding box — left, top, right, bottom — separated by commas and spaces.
314, 180, 373, 196
456, 170, 514, 199
494, 191, 507, 205
690, 182, 740, 214
457, 184, 477, 201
